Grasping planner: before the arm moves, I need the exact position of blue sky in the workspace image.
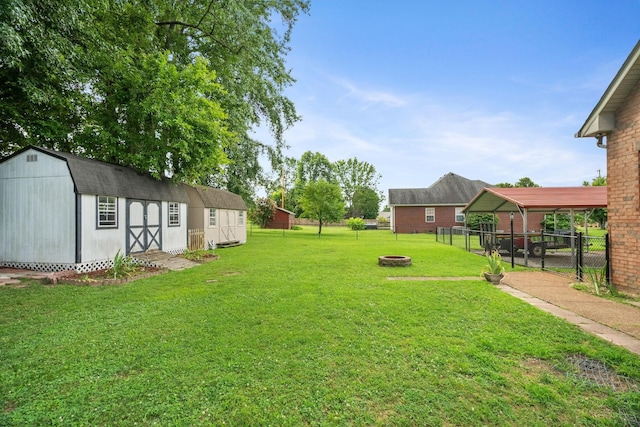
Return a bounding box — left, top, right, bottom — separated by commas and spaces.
260, 1, 640, 203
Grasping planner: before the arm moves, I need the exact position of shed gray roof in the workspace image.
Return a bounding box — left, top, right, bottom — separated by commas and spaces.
389, 173, 491, 205
187, 185, 248, 210
23, 146, 189, 203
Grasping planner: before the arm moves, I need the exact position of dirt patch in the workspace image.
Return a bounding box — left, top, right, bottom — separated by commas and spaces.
55, 266, 167, 286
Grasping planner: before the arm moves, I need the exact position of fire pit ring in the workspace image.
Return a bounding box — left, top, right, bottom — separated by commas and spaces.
378, 255, 412, 267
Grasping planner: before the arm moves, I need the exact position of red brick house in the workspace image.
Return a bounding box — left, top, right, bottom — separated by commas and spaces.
265, 207, 295, 229
389, 173, 487, 233
576, 39, 640, 295
390, 173, 547, 234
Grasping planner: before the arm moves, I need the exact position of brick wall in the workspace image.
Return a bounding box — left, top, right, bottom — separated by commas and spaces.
393, 206, 463, 233
392, 207, 546, 234
606, 79, 640, 294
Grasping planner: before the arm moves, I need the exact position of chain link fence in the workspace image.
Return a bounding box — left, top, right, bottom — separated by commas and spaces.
437, 227, 609, 282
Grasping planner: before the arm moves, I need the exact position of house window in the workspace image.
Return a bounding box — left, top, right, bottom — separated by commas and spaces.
209, 209, 217, 227
455, 207, 465, 223
97, 196, 117, 228
168, 202, 180, 226
239, 211, 244, 225
425, 207, 435, 222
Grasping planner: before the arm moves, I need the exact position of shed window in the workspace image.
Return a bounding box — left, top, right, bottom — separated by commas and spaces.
239, 211, 244, 225
209, 209, 217, 227
168, 202, 180, 226
455, 207, 465, 223
425, 207, 435, 223
97, 196, 117, 228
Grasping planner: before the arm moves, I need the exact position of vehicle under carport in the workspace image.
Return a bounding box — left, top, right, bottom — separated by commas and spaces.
462, 186, 607, 267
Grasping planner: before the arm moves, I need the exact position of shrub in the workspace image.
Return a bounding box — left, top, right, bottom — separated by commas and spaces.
346, 217, 366, 230
482, 251, 504, 275
108, 249, 136, 279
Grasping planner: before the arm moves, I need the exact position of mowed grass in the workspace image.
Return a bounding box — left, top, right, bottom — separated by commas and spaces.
1, 227, 639, 426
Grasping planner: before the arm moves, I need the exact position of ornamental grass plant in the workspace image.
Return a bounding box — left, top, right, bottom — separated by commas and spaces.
1, 226, 639, 426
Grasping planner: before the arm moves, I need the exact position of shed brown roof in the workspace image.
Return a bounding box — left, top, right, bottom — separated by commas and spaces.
463, 186, 607, 213
188, 185, 247, 211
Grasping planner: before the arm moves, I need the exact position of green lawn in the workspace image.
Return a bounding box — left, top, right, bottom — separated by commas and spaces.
1, 227, 639, 426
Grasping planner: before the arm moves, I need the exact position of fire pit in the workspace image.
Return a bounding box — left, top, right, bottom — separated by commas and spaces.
378, 255, 412, 267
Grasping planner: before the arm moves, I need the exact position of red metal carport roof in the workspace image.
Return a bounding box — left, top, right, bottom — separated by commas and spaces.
463, 186, 607, 213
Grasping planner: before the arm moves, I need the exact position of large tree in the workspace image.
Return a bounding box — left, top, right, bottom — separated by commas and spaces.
292, 151, 334, 215
0, 0, 97, 154
351, 186, 380, 218
333, 157, 382, 217
1, 0, 309, 187
299, 180, 345, 235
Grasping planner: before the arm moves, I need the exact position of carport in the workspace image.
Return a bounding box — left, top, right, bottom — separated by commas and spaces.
462, 186, 607, 266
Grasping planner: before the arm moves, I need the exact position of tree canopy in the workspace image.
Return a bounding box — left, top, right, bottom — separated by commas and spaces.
299, 180, 345, 235
1, 0, 309, 186
333, 157, 383, 217
496, 177, 540, 188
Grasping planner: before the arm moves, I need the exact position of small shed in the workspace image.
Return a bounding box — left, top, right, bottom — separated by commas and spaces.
185, 185, 248, 248
0, 146, 190, 272
266, 207, 296, 229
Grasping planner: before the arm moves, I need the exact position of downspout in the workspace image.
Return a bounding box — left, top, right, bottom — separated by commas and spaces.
596, 133, 607, 149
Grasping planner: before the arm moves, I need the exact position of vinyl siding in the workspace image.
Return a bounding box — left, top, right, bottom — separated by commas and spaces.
0, 149, 75, 263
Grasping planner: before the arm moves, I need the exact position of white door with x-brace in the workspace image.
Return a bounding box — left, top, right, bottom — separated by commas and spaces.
126, 200, 162, 254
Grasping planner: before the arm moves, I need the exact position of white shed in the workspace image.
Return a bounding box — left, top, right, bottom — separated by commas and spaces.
0, 146, 190, 272
185, 185, 248, 248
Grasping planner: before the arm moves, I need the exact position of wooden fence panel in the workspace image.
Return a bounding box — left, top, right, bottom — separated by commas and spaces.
188, 229, 205, 251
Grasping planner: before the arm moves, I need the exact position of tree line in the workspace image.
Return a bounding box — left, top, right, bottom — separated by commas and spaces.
250, 151, 384, 234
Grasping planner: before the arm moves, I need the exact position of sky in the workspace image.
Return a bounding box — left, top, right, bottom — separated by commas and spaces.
257, 1, 640, 203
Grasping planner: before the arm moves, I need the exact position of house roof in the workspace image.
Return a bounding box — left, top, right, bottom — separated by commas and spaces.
6, 146, 189, 203
576, 39, 640, 138
389, 173, 491, 205
275, 206, 295, 215
187, 185, 248, 210
463, 186, 607, 213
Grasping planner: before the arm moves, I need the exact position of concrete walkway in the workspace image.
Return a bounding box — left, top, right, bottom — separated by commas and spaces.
500, 271, 640, 356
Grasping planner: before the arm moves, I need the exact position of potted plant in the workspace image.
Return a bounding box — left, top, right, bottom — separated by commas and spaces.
482, 251, 505, 283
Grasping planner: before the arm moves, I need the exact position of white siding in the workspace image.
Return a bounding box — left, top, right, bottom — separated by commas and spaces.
79, 195, 125, 262
203, 208, 247, 245
0, 149, 75, 263
162, 201, 188, 253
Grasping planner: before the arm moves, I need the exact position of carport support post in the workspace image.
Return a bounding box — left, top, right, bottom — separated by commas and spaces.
523, 209, 529, 267
510, 212, 514, 268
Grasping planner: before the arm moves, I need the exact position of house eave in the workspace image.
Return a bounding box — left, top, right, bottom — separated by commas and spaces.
576, 39, 640, 139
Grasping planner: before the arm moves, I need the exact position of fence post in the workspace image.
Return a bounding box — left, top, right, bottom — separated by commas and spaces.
576, 232, 583, 281
605, 233, 611, 285
540, 230, 545, 271
449, 227, 453, 246
465, 228, 469, 251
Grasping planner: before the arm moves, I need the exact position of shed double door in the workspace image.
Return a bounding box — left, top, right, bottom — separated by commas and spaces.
220, 210, 236, 242
127, 200, 162, 254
